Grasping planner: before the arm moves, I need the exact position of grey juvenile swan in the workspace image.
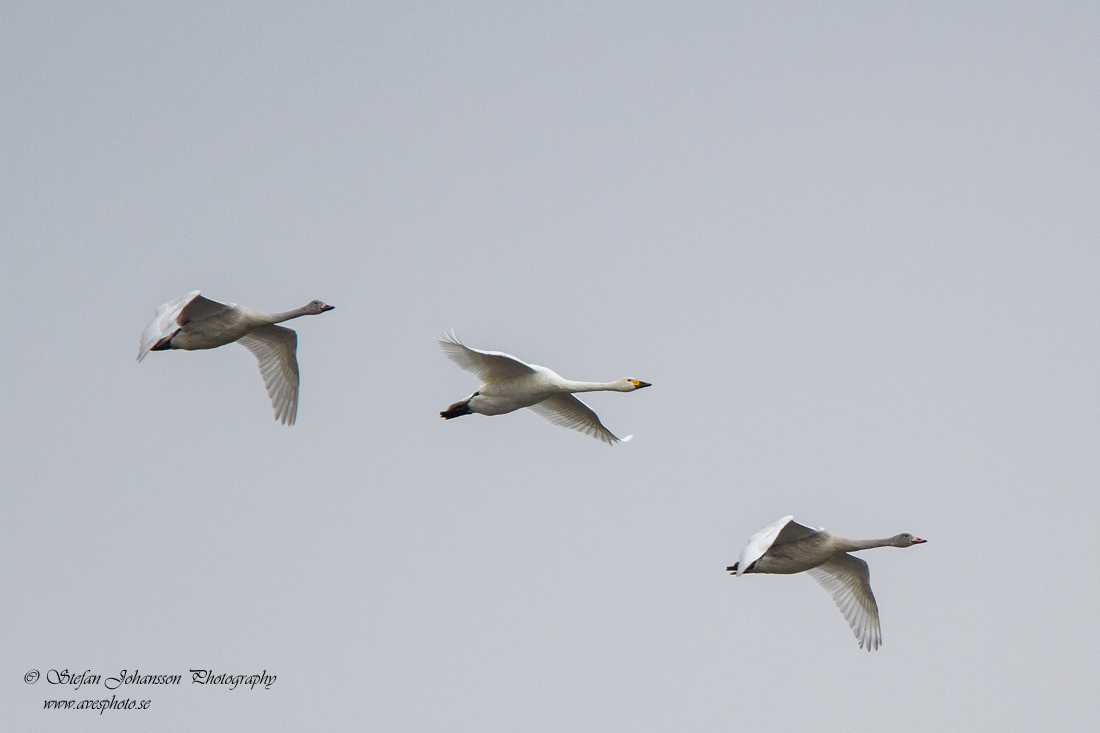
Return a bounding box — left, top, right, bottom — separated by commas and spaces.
727, 516, 926, 650
438, 330, 650, 444
138, 291, 334, 425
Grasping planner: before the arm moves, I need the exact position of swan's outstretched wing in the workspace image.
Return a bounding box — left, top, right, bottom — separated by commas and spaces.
808, 553, 882, 651
438, 330, 536, 383
137, 291, 231, 361
527, 394, 629, 445
238, 325, 299, 426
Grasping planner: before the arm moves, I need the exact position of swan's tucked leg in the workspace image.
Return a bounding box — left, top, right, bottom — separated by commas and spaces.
440, 393, 478, 419
151, 332, 178, 351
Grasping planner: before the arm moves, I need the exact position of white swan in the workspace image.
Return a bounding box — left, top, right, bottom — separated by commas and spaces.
137, 291, 334, 425
438, 331, 650, 444
727, 516, 926, 650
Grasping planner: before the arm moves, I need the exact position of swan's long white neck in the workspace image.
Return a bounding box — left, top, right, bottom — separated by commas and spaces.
838, 537, 897, 552
558, 379, 629, 393
265, 304, 317, 324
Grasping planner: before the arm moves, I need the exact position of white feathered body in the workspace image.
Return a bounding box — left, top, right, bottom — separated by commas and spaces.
465, 366, 588, 416
747, 532, 842, 575
168, 305, 266, 351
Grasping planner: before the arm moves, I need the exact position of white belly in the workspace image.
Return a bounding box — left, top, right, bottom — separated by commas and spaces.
468, 376, 558, 415
172, 315, 253, 351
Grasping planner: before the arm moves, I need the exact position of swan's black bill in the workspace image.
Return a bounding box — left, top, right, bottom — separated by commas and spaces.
635, 381, 652, 389
321, 304, 335, 312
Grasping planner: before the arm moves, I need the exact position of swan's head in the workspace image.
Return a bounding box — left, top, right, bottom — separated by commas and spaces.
620, 378, 652, 392
892, 533, 927, 547
307, 300, 335, 314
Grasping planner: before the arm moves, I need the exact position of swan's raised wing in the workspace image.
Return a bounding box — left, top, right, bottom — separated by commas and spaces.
238, 325, 299, 426
774, 518, 822, 546
527, 394, 630, 445
735, 516, 790, 576
177, 293, 232, 324
808, 553, 882, 651
734, 517, 820, 576
438, 330, 536, 384
139, 291, 199, 361
137, 291, 231, 361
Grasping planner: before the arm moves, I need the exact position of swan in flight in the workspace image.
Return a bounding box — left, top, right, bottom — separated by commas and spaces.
727, 516, 926, 650
438, 331, 650, 444
137, 291, 334, 425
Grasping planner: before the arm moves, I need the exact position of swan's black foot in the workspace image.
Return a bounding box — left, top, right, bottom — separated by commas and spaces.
440, 399, 473, 419
726, 563, 738, 573
150, 334, 177, 351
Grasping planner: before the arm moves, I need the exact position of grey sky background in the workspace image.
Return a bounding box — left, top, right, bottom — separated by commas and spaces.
3, 2, 1099, 730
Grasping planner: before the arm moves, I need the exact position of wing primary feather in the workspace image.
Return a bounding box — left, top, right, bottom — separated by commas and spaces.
526, 394, 624, 445
807, 554, 881, 651
238, 325, 299, 426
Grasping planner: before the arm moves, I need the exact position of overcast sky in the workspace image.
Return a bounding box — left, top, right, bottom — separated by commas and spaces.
3, 2, 1099, 730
